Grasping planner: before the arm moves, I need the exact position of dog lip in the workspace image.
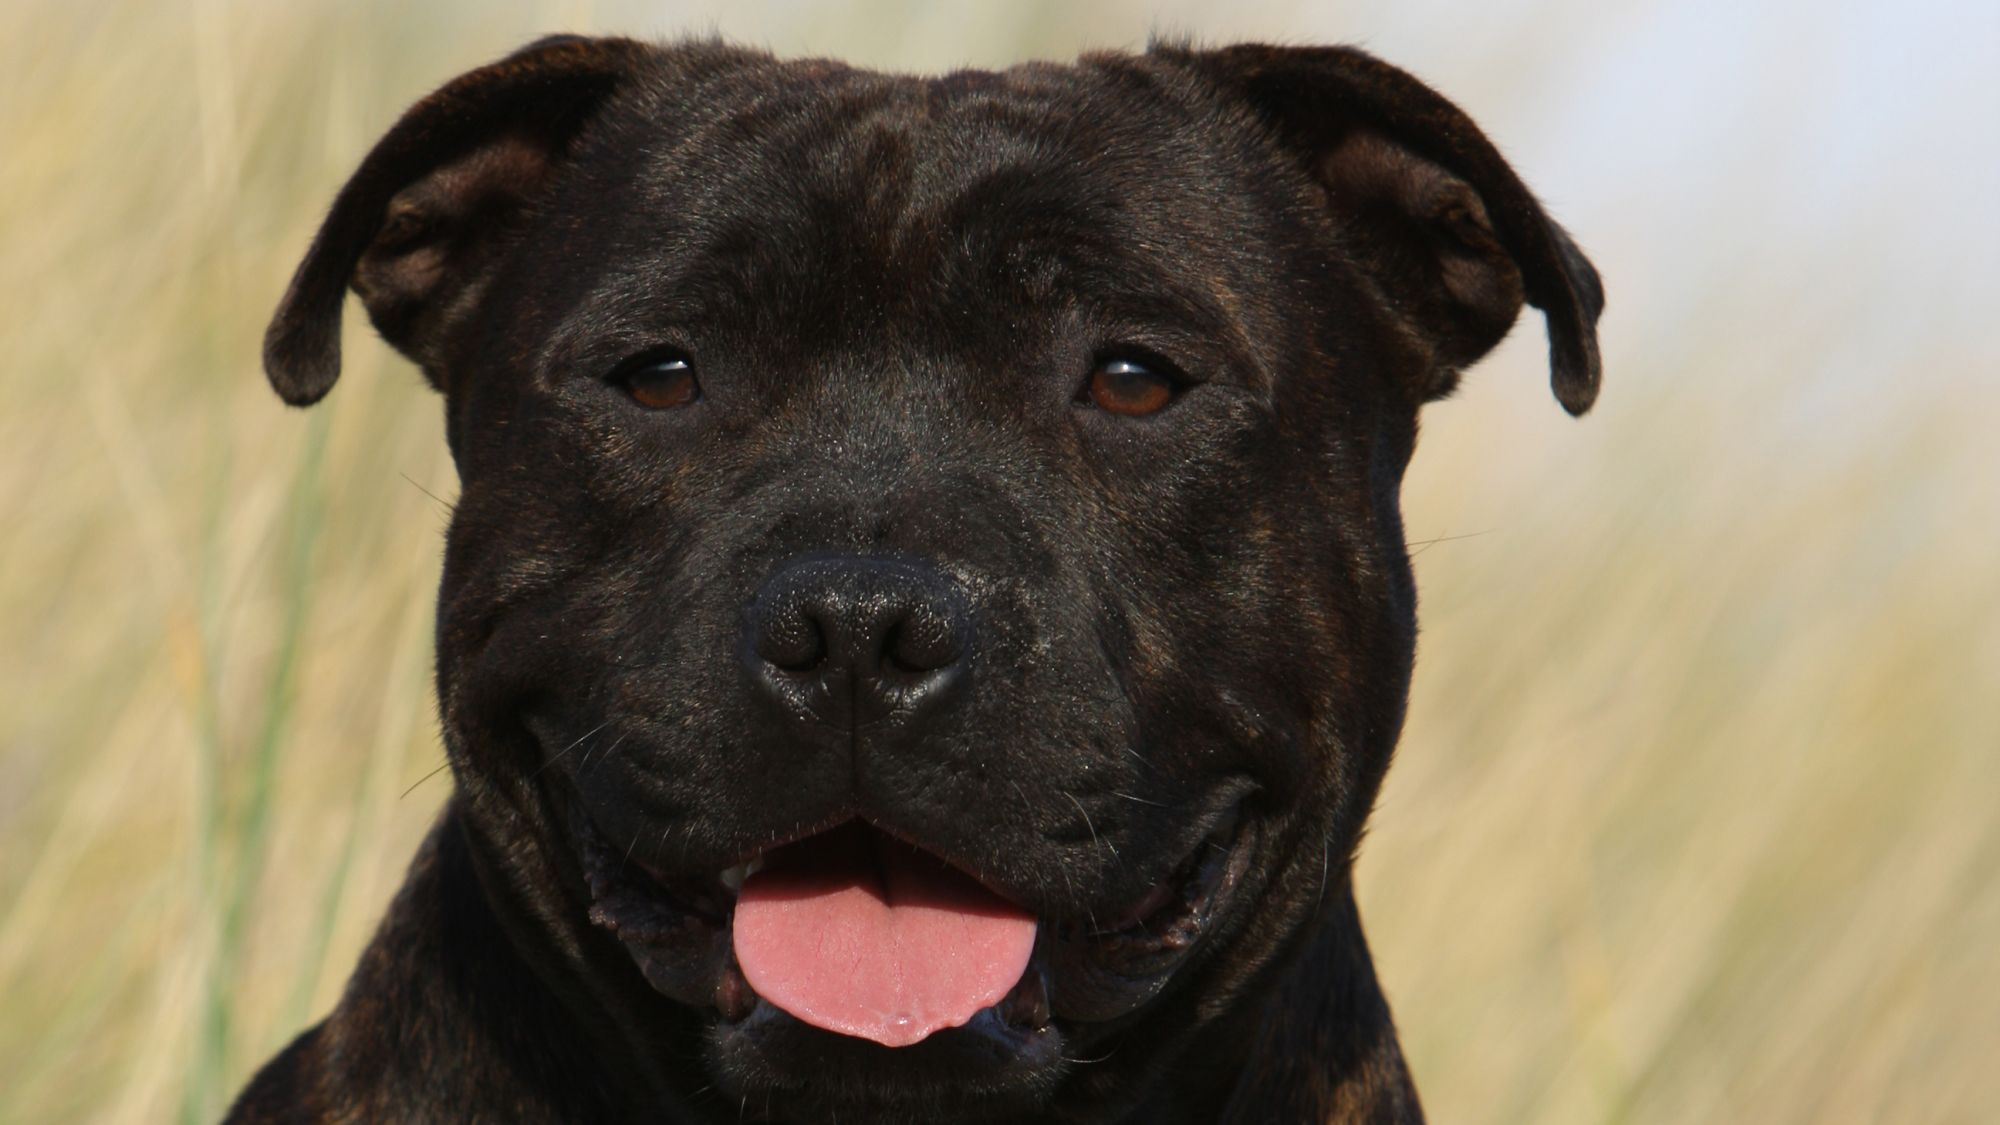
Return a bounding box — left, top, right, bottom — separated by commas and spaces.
583, 828, 730, 928
1091, 802, 1244, 937
1035, 801, 1257, 1026
579, 797, 1256, 1072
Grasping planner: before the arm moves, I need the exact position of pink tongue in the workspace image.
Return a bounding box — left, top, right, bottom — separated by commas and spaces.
732, 824, 1037, 1048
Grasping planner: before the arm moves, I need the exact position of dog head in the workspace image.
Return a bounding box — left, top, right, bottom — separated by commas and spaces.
267, 35, 1600, 1122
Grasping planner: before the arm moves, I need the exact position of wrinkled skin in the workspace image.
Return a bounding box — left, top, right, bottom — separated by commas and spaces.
228, 36, 1600, 1124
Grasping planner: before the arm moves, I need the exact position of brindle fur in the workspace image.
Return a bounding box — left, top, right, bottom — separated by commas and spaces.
231, 35, 1601, 1123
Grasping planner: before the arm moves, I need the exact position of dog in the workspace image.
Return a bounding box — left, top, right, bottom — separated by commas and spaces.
227, 34, 1602, 1124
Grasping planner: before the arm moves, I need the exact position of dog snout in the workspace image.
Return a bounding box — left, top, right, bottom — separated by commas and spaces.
743, 555, 971, 731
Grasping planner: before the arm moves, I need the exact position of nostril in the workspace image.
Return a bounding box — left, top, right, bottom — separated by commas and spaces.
743, 554, 973, 729
883, 618, 963, 676
755, 601, 825, 672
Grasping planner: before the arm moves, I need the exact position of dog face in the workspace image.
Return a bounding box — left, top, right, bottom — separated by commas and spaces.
267, 36, 1599, 1122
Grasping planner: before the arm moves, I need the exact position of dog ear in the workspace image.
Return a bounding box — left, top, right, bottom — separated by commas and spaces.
263, 35, 650, 406
1165, 44, 1604, 415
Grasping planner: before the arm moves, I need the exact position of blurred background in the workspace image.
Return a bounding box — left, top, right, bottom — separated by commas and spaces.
3, 0, 1994, 1121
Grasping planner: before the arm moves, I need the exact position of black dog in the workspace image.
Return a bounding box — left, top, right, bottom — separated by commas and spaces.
229, 35, 1601, 1123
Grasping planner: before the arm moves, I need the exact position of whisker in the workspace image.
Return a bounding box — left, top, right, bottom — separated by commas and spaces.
1065, 790, 1117, 863
399, 472, 456, 516
1406, 527, 1492, 557
399, 758, 450, 798
530, 719, 612, 779
580, 731, 630, 778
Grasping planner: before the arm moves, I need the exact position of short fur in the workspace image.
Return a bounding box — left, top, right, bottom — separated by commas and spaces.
231, 35, 1601, 1124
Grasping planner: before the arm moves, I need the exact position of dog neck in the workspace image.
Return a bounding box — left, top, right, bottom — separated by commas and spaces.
1213, 883, 1425, 1122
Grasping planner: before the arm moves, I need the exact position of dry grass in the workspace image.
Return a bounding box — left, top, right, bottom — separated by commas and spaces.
2, 1, 1993, 1122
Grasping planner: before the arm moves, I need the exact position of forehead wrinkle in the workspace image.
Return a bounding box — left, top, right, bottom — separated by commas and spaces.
560, 81, 934, 357
571, 61, 1281, 389
902, 75, 1277, 372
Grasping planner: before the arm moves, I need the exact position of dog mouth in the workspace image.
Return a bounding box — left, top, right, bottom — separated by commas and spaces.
580, 806, 1252, 1071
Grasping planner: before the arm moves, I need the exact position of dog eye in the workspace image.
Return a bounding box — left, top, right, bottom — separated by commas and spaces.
615, 353, 701, 410
1082, 357, 1180, 417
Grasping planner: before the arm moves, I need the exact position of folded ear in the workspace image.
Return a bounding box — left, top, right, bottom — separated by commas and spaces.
263, 35, 650, 405
1163, 43, 1604, 415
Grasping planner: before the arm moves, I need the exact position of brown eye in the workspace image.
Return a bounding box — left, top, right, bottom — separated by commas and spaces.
620, 355, 700, 409
1085, 357, 1177, 416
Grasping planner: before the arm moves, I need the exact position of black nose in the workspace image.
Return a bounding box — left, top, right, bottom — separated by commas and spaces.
743, 555, 972, 731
